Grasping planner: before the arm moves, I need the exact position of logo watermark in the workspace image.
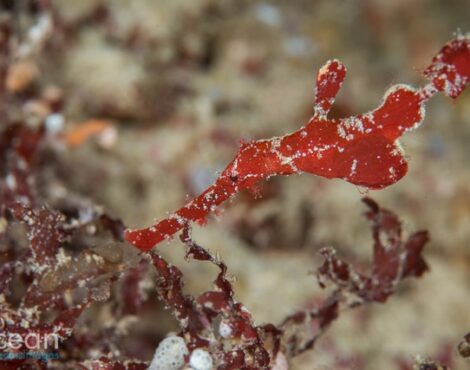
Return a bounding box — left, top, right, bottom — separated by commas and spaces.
0, 316, 60, 361
0, 352, 59, 360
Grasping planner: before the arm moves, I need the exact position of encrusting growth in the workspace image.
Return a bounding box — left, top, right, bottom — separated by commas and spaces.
125, 35, 470, 251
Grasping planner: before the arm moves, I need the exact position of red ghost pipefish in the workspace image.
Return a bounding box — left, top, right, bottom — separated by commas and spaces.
126, 35, 470, 251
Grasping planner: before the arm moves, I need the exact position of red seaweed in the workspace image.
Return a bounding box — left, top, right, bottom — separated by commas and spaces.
147, 228, 281, 369
280, 198, 429, 356
140, 198, 429, 368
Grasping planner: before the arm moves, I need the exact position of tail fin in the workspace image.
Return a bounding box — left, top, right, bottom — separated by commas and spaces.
424, 34, 470, 99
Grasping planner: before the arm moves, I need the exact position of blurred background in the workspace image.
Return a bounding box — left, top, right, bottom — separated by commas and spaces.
2, 0, 470, 369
